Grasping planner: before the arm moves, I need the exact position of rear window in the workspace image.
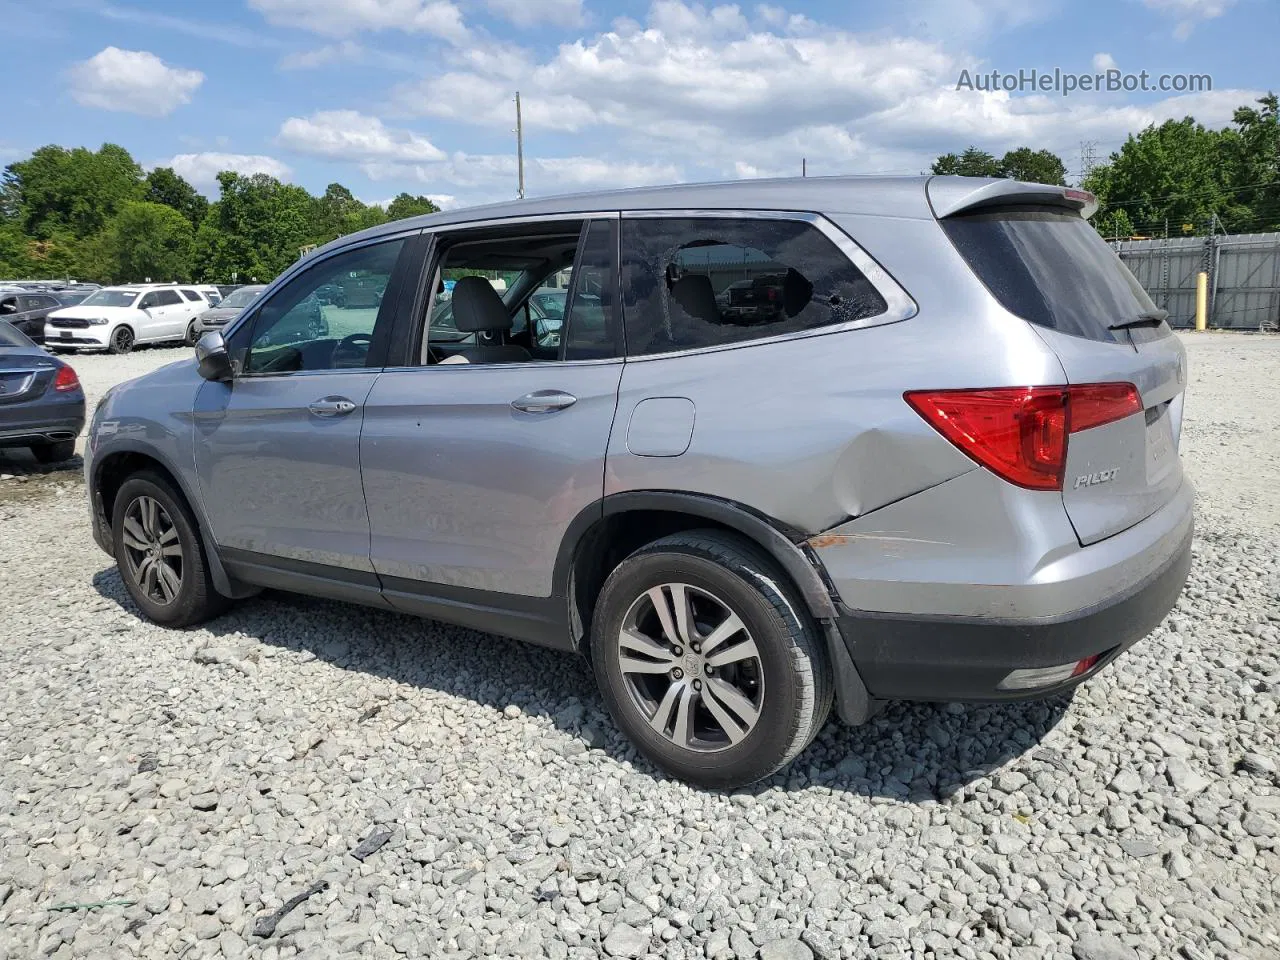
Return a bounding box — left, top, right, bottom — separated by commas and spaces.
620, 217, 888, 356
942, 206, 1166, 344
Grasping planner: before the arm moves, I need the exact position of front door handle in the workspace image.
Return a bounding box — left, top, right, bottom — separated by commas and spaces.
308, 396, 357, 417
511, 389, 577, 414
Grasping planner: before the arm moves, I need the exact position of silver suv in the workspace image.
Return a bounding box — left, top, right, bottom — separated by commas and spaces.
85, 177, 1193, 788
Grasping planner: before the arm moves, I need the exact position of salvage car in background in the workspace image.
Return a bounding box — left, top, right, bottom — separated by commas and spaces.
0, 289, 65, 344
45, 284, 209, 353
186, 284, 266, 345
0, 320, 84, 462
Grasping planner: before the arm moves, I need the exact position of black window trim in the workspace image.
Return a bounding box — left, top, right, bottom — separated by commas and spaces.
618, 209, 916, 362
558, 217, 623, 362
384, 211, 627, 371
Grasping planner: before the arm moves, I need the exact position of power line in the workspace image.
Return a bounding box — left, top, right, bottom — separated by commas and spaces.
1098, 178, 1279, 210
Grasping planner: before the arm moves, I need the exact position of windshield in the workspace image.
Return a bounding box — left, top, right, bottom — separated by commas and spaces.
80, 290, 139, 308
218, 287, 264, 310
941, 206, 1165, 343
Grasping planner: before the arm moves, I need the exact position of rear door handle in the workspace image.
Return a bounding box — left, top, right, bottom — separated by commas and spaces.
308, 396, 357, 417
511, 389, 577, 413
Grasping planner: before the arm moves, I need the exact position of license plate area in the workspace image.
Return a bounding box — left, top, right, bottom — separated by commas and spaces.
1145, 407, 1175, 485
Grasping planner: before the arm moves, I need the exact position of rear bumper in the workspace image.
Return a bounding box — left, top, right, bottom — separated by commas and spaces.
0, 402, 85, 448
837, 523, 1191, 700
818, 475, 1194, 702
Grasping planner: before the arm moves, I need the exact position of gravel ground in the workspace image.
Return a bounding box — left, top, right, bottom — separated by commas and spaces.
1, 333, 1277, 960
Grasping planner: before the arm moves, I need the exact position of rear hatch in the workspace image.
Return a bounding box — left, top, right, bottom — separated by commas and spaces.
935, 187, 1185, 545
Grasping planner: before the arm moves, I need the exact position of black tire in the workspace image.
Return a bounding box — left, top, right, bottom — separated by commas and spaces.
111, 470, 229, 627
31, 439, 76, 463
184, 322, 199, 347
590, 530, 832, 789
108, 325, 135, 354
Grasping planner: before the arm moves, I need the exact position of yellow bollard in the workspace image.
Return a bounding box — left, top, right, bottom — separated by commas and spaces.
1195, 271, 1208, 331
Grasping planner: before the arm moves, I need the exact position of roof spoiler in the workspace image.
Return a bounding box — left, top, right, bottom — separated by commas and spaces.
927, 177, 1098, 220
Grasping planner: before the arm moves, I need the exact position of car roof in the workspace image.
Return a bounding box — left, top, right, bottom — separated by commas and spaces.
304, 174, 1096, 263
308, 175, 934, 256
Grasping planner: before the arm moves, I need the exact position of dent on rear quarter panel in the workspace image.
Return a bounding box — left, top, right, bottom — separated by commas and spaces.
606, 213, 1070, 535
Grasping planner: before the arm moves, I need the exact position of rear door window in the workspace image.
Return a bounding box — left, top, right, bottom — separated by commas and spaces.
619, 217, 888, 356
154, 289, 184, 307
941, 206, 1168, 344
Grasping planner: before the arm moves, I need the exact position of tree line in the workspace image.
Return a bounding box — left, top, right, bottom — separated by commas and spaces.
0, 145, 439, 284
931, 94, 1279, 239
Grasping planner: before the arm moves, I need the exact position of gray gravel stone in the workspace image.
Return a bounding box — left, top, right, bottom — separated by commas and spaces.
758, 938, 814, 960
603, 923, 650, 958
1072, 931, 1139, 960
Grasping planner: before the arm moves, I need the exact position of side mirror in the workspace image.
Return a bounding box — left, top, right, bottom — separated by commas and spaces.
195, 330, 233, 382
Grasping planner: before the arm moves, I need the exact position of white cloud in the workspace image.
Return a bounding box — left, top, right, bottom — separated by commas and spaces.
360, 153, 679, 197
1092, 52, 1118, 71
169, 153, 293, 190
277, 110, 446, 163
248, 0, 467, 41
901, 0, 1058, 45
484, 0, 584, 28
280, 40, 365, 70
377, 0, 1264, 200
66, 47, 204, 117
1142, 0, 1235, 39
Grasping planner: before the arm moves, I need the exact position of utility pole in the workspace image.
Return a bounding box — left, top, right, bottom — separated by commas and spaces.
514, 91, 525, 200
802, 158, 806, 178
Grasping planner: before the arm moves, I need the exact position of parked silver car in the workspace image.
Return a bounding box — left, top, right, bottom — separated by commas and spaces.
185, 284, 266, 345
84, 177, 1192, 788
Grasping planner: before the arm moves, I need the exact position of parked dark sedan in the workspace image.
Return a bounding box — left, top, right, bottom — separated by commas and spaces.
0, 289, 66, 344
0, 321, 85, 462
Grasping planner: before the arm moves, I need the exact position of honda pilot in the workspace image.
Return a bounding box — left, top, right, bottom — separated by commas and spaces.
85, 176, 1192, 788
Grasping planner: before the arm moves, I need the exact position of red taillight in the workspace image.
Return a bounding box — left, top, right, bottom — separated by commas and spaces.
905, 382, 1140, 492
1067, 382, 1141, 432
53, 365, 80, 392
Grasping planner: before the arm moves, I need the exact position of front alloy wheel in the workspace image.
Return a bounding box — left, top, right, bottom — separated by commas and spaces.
121, 495, 183, 605
110, 471, 229, 627
109, 326, 134, 354
617, 583, 764, 751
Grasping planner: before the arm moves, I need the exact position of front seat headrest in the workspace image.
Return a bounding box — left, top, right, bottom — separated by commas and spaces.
451, 276, 513, 332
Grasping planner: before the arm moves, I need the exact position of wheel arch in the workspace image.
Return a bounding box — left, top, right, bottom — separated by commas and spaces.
555, 491, 839, 651
91, 441, 246, 599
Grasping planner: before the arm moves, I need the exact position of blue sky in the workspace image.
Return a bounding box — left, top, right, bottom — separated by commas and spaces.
0, 0, 1274, 209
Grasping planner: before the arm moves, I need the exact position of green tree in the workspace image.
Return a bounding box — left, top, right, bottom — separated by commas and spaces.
310, 182, 386, 245
1083, 117, 1245, 236
931, 147, 1002, 177
193, 171, 317, 281
386, 193, 440, 221
144, 167, 208, 228
1, 143, 142, 239
1227, 93, 1280, 233
998, 147, 1068, 185
105, 201, 194, 282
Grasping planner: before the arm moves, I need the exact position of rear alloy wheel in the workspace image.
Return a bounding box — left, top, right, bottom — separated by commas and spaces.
185, 322, 200, 347
112, 471, 228, 626
109, 325, 134, 354
616, 584, 766, 752
591, 530, 832, 789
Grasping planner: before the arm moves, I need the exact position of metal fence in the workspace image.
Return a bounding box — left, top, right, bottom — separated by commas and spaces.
1111, 232, 1280, 331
